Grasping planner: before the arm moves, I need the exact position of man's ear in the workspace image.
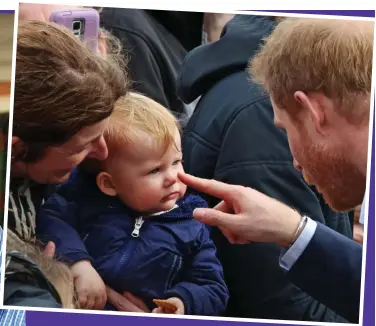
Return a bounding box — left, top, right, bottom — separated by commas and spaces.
96, 171, 118, 196
294, 91, 327, 136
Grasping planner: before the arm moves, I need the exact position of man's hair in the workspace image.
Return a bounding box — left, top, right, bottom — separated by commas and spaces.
14, 20, 129, 162
249, 18, 374, 124
105, 92, 180, 161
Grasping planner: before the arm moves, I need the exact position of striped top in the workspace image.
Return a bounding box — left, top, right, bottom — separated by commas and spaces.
8, 179, 55, 242
0, 309, 26, 326
0, 227, 26, 326
8, 179, 38, 241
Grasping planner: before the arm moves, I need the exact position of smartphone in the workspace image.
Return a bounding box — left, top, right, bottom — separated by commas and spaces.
49, 8, 99, 52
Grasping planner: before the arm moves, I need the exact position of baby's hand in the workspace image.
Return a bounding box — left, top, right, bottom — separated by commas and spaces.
71, 260, 107, 310
152, 297, 185, 314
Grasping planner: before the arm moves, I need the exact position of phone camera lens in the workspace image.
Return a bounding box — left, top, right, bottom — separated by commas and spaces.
72, 21, 81, 31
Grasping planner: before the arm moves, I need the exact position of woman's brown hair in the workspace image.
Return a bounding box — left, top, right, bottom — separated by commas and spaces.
14, 20, 129, 162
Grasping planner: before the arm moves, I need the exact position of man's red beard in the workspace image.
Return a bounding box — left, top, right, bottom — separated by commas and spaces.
299, 139, 366, 212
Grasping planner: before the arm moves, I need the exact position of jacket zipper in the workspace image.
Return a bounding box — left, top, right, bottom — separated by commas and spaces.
116, 217, 145, 275
83, 217, 146, 277
131, 217, 144, 237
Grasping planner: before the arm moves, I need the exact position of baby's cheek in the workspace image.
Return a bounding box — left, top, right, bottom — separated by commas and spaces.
179, 182, 187, 195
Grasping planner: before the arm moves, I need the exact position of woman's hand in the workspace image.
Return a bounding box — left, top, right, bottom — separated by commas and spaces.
106, 287, 151, 312
43, 241, 56, 257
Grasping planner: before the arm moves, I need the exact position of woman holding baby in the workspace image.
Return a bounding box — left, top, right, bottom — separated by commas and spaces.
6, 9, 227, 315
4, 18, 128, 309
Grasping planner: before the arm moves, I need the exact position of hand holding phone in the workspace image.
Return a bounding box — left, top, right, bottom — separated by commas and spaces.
49, 8, 99, 52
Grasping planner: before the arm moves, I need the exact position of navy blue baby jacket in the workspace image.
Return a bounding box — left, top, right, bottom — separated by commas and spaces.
37, 169, 228, 316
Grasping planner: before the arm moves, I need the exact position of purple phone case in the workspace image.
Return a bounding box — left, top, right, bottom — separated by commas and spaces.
49, 8, 99, 52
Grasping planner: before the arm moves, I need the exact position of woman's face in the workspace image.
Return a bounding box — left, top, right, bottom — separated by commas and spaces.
14, 4, 114, 184
12, 119, 109, 184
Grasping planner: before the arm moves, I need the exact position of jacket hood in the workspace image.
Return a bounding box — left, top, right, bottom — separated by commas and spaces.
178, 15, 276, 103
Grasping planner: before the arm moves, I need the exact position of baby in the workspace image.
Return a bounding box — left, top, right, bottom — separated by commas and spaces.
37, 93, 228, 315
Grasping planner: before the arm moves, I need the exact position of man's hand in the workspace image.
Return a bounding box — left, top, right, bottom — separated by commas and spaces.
71, 260, 107, 310
178, 172, 301, 247
106, 287, 150, 312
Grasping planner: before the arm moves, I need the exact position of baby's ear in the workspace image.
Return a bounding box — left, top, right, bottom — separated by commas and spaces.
96, 172, 118, 196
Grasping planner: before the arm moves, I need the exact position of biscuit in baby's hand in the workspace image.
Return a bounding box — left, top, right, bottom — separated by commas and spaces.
153, 299, 178, 313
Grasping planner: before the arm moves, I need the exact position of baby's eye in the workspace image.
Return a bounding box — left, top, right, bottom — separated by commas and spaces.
172, 160, 181, 166
148, 168, 160, 175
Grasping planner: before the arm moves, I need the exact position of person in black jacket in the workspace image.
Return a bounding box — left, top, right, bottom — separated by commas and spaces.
178, 14, 352, 322
99, 8, 204, 121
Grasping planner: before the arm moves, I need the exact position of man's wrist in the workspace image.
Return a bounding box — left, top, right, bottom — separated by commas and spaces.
277, 210, 303, 248
291, 215, 308, 245
279, 217, 317, 271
